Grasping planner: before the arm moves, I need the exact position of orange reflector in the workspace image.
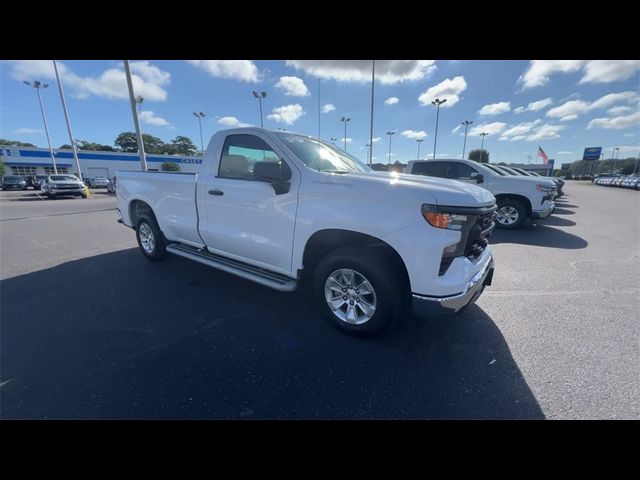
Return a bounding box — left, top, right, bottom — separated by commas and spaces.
423, 211, 449, 229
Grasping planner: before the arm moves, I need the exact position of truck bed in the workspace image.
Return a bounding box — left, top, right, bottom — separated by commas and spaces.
116, 170, 204, 247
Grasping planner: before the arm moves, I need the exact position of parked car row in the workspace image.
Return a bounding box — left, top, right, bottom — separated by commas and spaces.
593, 174, 640, 190
405, 159, 560, 230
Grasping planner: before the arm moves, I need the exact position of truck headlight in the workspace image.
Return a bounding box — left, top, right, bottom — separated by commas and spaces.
421, 204, 468, 231
536, 184, 554, 193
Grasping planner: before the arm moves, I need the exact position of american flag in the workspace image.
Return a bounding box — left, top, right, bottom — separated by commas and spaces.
537, 146, 549, 165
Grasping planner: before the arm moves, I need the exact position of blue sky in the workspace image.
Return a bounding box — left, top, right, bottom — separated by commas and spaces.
1, 60, 639, 166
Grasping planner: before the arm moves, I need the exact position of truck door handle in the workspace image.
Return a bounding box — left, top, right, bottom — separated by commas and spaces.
208, 189, 224, 196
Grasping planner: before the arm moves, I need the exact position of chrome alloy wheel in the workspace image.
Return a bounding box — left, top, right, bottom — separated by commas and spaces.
139, 222, 155, 254
324, 268, 377, 325
496, 205, 519, 226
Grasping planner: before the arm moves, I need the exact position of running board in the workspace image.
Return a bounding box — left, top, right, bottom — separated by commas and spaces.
166, 243, 298, 292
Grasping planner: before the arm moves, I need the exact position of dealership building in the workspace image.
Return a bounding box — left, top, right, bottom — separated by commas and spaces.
1, 146, 202, 178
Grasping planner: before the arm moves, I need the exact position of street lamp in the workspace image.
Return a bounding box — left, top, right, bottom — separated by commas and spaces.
613, 146, 620, 172
252, 91, 267, 128
124, 60, 147, 171
461, 120, 473, 160
52, 60, 82, 179
193, 112, 206, 154
340, 117, 351, 151
479, 132, 489, 162
386, 130, 395, 167
330, 137, 338, 145
23, 80, 58, 174
135, 95, 144, 114
416, 138, 424, 160
365, 143, 371, 163
431, 98, 447, 160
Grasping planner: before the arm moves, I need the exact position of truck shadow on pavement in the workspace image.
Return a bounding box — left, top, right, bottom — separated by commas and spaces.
1, 248, 544, 420
490, 223, 587, 249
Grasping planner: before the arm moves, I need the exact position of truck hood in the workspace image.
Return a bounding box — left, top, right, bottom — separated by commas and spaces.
325, 171, 496, 207
494, 174, 556, 188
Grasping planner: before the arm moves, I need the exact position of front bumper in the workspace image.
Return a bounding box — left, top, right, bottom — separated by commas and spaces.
532, 200, 555, 219
412, 256, 494, 317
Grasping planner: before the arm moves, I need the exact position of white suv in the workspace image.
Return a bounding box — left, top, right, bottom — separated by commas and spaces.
405, 159, 556, 229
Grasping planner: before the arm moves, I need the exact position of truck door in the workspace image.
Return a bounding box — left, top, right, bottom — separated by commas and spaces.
198, 133, 298, 277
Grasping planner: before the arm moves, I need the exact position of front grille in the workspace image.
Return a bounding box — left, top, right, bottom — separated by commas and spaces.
464, 210, 496, 260
438, 204, 496, 276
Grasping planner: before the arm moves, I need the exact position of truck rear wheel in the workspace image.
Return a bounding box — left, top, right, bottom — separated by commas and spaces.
313, 247, 401, 337
136, 214, 168, 261
495, 199, 526, 229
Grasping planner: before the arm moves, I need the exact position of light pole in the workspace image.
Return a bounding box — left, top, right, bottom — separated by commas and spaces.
123, 60, 147, 171
52, 61, 82, 179
479, 132, 488, 163
386, 131, 395, 167
416, 138, 424, 160
461, 120, 473, 160
431, 98, 447, 160
527, 155, 532, 166
365, 143, 371, 162
135, 95, 144, 114
252, 91, 267, 128
193, 112, 206, 154
368, 60, 375, 166
23, 80, 57, 174
340, 117, 351, 151
612, 146, 620, 172
330, 137, 338, 145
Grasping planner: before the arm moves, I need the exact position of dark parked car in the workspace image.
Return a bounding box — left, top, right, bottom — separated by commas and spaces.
1, 175, 27, 190
90, 177, 111, 188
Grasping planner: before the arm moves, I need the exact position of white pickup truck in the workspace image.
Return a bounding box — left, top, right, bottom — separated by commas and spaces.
117, 128, 497, 336
405, 159, 556, 229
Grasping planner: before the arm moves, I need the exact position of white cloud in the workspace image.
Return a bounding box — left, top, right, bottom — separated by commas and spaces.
519, 60, 640, 89
468, 122, 507, 136
623, 133, 637, 138
12, 128, 42, 134
514, 107, 526, 114
139, 110, 171, 127
322, 103, 335, 113
400, 129, 427, 140
452, 124, 462, 134
479, 101, 511, 116
266, 104, 305, 125
341, 137, 353, 143
527, 124, 565, 140
418, 76, 467, 107
499, 120, 543, 140
526, 97, 554, 111
587, 112, 640, 130
275, 76, 309, 96
285, 60, 437, 85
547, 91, 639, 120
187, 60, 259, 82
217, 116, 252, 128
607, 105, 633, 115
384, 96, 399, 105
556, 151, 573, 155
372, 137, 382, 143
8, 60, 171, 101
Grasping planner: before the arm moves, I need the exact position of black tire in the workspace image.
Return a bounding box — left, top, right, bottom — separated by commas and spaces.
47, 192, 55, 200
135, 214, 168, 261
495, 199, 527, 230
313, 247, 402, 337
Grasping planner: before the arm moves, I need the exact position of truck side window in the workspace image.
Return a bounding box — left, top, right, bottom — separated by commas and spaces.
219, 134, 281, 180
413, 161, 449, 178
451, 163, 478, 180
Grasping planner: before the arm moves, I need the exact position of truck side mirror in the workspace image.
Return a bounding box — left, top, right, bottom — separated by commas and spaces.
471, 172, 484, 184
253, 161, 292, 194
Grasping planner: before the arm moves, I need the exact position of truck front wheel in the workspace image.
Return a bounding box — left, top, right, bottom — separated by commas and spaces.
313, 247, 401, 337
495, 199, 526, 229
135, 214, 168, 261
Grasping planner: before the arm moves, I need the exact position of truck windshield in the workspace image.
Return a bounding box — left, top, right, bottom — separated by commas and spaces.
275, 132, 371, 173
483, 164, 506, 176
50, 175, 78, 181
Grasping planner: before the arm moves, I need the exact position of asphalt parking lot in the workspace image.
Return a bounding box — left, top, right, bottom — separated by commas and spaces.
1, 183, 638, 419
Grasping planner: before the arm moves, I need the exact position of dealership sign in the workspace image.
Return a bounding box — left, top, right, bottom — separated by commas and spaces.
583, 147, 602, 161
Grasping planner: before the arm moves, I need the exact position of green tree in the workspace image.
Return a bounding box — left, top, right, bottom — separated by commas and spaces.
114, 132, 165, 154
60, 141, 115, 151
469, 149, 489, 163
0, 158, 4, 177
170, 136, 198, 156
161, 161, 181, 171
0, 138, 36, 147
